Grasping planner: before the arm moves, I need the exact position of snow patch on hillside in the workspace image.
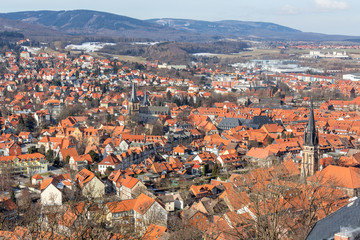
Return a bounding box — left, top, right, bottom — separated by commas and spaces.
66, 42, 115, 52
192, 53, 219, 57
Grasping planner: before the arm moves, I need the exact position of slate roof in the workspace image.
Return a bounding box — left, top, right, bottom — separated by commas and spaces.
251, 116, 274, 128
218, 116, 274, 130
141, 90, 150, 106
218, 118, 242, 130
129, 82, 139, 103
134, 113, 159, 124
140, 106, 170, 115
304, 102, 318, 146
306, 198, 360, 240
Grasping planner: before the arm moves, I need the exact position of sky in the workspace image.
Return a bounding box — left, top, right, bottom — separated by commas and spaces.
1, 0, 359, 36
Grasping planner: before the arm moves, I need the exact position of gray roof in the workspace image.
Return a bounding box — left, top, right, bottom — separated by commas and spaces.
306, 198, 360, 240
218, 116, 274, 130
142, 90, 150, 106
130, 82, 139, 103
133, 113, 158, 124
140, 106, 170, 115
218, 118, 242, 130
158, 195, 175, 203
304, 102, 318, 146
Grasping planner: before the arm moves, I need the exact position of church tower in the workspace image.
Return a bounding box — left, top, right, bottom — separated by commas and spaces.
142, 89, 151, 106
128, 82, 140, 115
301, 102, 319, 178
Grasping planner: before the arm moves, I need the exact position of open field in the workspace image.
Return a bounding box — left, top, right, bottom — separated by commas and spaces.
193, 49, 282, 60
109, 54, 146, 63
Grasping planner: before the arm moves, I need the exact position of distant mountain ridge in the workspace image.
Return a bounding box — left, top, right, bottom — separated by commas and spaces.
148, 18, 301, 36
0, 10, 175, 38
0, 10, 358, 41
0, 17, 63, 37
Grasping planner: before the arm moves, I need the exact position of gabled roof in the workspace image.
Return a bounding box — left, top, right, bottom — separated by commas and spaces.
75, 169, 96, 187
190, 184, 215, 197
246, 147, 273, 160
32, 174, 43, 180
120, 175, 139, 189
110, 174, 140, 189
310, 165, 360, 189
40, 174, 72, 191
106, 193, 157, 216
133, 193, 156, 215
106, 199, 137, 213
306, 198, 360, 240
99, 154, 121, 166
142, 224, 167, 240
60, 148, 78, 159
40, 178, 55, 190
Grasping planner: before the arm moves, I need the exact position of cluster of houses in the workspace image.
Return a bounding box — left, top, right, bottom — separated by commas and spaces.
1, 42, 360, 239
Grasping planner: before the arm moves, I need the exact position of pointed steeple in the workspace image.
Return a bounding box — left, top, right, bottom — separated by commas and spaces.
142, 89, 150, 106
130, 82, 139, 103
304, 101, 318, 146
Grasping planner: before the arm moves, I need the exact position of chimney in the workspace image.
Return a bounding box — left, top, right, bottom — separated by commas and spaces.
335, 227, 360, 240
335, 232, 350, 240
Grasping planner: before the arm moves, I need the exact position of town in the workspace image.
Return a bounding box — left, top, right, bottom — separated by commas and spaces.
0, 34, 360, 240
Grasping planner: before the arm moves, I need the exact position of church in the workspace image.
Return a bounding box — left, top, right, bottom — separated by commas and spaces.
126, 83, 170, 130
301, 102, 320, 178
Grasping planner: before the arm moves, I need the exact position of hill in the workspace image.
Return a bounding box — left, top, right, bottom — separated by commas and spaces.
148, 18, 360, 41
0, 10, 183, 40
148, 18, 301, 36
0, 10, 358, 41
0, 17, 64, 38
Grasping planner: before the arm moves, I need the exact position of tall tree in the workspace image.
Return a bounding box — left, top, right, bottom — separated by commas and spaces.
25, 115, 37, 132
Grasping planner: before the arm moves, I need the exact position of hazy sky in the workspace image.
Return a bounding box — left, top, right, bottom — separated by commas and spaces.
2, 0, 359, 36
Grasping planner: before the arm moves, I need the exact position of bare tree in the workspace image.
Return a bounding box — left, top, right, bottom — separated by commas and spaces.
216, 167, 348, 240
167, 214, 203, 240
0, 166, 14, 192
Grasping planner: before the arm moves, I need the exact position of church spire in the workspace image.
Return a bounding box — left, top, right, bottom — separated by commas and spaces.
301, 101, 320, 178
142, 89, 150, 106
130, 82, 139, 103
304, 101, 318, 146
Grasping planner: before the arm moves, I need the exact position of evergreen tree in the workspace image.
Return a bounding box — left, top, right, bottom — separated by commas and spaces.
167, 91, 172, 100
88, 150, 100, 162
54, 156, 60, 167
10, 189, 16, 203
17, 115, 26, 132
65, 155, 71, 164
211, 163, 220, 177
28, 146, 38, 154
45, 150, 55, 163
25, 115, 37, 132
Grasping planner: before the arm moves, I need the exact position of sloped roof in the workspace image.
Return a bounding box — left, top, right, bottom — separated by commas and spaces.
40, 178, 54, 190
32, 174, 43, 180
142, 224, 167, 240
306, 199, 360, 240
246, 147, 273, 160
75, 168, 96, 187
218, 118, 242, 129
60, 148, 78, 159
99, 154, 121, 166
106, 199, 137, 213
133, 193, 155, 215
58, 202, 86, 227
310, 165, 360, 189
